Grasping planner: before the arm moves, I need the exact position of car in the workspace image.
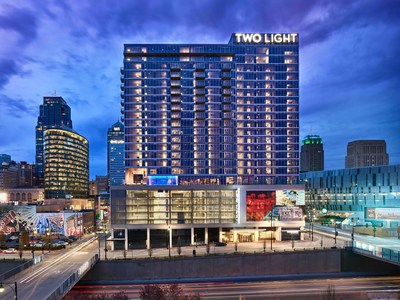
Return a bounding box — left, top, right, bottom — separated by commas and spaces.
3, 248, 17, 254
214, 242, 227, 247
34, 242, 45, 248
57, 241, 69, 246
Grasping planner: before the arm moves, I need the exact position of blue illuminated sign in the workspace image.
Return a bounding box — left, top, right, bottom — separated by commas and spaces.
147, 175, 178, 186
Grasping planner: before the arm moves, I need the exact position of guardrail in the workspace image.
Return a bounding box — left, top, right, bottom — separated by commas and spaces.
45, 254, 98, 300
353, 241, 400, 265
0, 254, 44, 281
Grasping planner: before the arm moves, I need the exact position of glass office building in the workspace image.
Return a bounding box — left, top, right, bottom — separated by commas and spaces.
107, 121, 125, 188
111, 33, 303, 250
44, 128, 89, 199
36, 96, 73, 187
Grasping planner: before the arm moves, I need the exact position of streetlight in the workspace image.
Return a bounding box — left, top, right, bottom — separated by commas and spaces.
311, 208, 315, 241
331, 219, 338, 247
270, 206, 275, 251
0, 281, 17, 299
167, 226, 171, 258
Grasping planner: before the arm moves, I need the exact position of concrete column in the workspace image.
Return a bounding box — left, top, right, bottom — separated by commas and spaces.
219, 227, 223, 242
147, 227, 151, 249
191, 227, 195, 245
125, 228, 128, 250
233, 230, 238, 243
254, 227, 259, 242
169, 227, 173, 248
110, 229, 114, 251
205, 227, 209, 244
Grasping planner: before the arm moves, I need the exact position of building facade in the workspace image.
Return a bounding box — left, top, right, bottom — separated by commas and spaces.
111, 183, 305, 249
345, 140, 389, 168
0, 154, 11, 166
111, 33, 304, 250
300, 135, 324, 172
301, 165, 400, 235
43, 127, 89, 199
121, 33, 299, 185
36, 96, 73, 187
107, 121, 125, 187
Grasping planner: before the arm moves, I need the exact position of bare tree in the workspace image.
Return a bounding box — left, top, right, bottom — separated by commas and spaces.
140, 284, 202, 300
323, 284, 336, 300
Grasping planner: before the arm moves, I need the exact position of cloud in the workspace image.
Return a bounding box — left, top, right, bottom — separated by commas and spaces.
1, 0, 400, 178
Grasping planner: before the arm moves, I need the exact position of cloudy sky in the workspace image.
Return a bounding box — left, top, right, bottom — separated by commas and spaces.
0, 0, 399, 179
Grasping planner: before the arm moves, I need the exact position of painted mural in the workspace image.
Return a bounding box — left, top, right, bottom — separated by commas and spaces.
0, 205, 85, 236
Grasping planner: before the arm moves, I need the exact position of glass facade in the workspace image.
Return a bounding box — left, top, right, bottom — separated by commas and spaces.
121, 33, 299, 186
36, 96, 73, 187
107, 121, 125, 187
113, 188, 237, 225
44, 128, 89, 199
301, 165, 400, 229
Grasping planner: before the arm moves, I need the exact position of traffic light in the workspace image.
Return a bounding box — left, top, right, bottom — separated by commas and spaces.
335, 231, 338, 236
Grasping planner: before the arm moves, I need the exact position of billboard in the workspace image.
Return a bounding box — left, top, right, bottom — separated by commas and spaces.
276, 206, 303, 221
246, 191, 276, 221
276, 190, 305, 206
366, 207, 400, 220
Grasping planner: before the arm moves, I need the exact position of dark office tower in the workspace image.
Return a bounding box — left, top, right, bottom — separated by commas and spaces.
345, 140, 389, 168
300, 135, 324, 172
35, 96, 73, 187
44, 128, 89, 199
107, 121, 125, 187
121, 33, 299, 185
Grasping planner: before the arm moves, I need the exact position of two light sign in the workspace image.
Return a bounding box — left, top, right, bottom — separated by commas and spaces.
234, 33, 298, 44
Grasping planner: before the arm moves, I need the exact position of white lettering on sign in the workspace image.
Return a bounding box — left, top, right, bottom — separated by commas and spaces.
234, 33, 298, 44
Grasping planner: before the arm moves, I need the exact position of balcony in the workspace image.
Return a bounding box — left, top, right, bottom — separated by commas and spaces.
120, 84, 124, 91
120, 100, 124, 107
120, 67, 124, 75
120, 74, 124, 83
171, 90, 182, 96
194, 89, 205, 96
222, 89, 232, 97
221, 72, 233, 79
194, 72, 205, 79
171, 98, 181, 104
120, 92, 124, 99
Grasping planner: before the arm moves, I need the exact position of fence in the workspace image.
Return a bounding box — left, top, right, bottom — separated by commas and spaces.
0, 254, 44, 281
45, 254, 98, 300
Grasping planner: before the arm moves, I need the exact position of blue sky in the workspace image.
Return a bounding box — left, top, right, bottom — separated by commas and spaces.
1, 0, 399, 179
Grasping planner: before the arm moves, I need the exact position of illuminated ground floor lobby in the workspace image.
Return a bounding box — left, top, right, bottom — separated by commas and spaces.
110, 225, 304, 250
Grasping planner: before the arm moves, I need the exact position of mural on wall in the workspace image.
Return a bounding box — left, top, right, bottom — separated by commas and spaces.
246, 191, 276, 221
64, 212, 83, 236
0, 206, 85, 236
0, 206, 37, 233
36, 213, 65, 235
276, 190, 305, 206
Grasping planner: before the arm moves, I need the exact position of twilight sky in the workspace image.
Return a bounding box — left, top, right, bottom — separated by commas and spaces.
0, 0, 399, 179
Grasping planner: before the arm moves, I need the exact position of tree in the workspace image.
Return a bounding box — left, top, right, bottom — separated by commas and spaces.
139, 284, 202, 300
19, 230, 30, 247
324, 284, 336, 300
177, 237, 182, 256
0, 231, 6, 249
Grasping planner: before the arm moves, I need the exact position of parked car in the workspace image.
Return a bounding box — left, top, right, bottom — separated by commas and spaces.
214, 242, 227, 247
34, 242, 46, 248
3, 248, 17, 254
